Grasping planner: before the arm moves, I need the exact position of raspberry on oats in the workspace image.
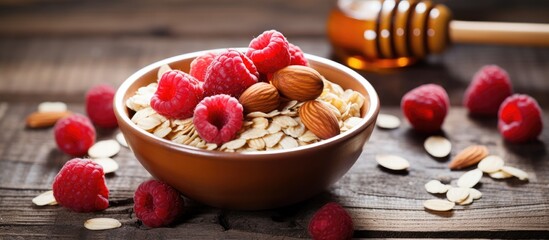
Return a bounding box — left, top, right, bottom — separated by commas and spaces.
246, 30, 291, 74
54, 114, 96, 156
463, 65, 513, 116
401, 84, 449, 133
189, 52, 217, 82
150, 70, 204, 119
86, 84, 118, 128
52, 158, 109, 212
193, 94, 244, 145
134, 180, 185, 228
203, 49, 259, 98
498, 94, 543, 143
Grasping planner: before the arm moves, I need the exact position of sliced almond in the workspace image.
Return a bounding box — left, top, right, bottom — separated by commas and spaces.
157, 64, 172, 79
279, 136, 299, 149
469, 188, 482, 200
93, 158, 119, 174
446, 187, 470, 203
272, 115, 298, 128
489, 170, 514, 179
38, 102, 67, 113
375, 154, 409, 171
84, 218, 122, 230
501, 166, 529, 180
298, 130, 319, 143
457, 169, 483, 188
263, 132, 284, 148
88, 140, 121, 158
423, 199, 455, 211
448, 145, 489, 170
424, 180, 451, 194
116, 132, 128, 148
239, 128, 269, 140
477, 155, 504, 173
457, 194, 474, 205
343, 116, 363, 130
220, 138, 247, 150
424, 136, 452, 158
252, 117, 269, 129
248, 138, 266, 150
376, 114, 400, 129
32, 190, 57, 206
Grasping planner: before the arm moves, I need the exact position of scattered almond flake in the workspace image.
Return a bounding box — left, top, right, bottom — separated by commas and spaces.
423, 199, 455, 211
489, 170, 514, 179
84, 218, 122, 231
469, 188, 482, 200
32, 190, 57, 206
172, 134, 190, 144
115, 132, 128, 148
239, 128, 269, 140
88, 140, 121, 158
153, 121, 172, 138
220, 138, 247, 150
477, 155, 505, 173
343, 117, 363, 129
182, 131, 200, 145
457, 169, 483, 188
248, 138, 266, 150
247, 111, 270, 118
131, 107, 156, 124
501, 166, 529, 180
424, 136, 452, 158
376, 114, 400, 129
279, 136, 299, 149
157, 64, 172, 79
38, 102, 67, 113
375, 154, 409, 171
457, 194, 474, 205
283, 121, 305, 138
272, 115, 298, 128
424, 180, 450, 194
252, 117, 269, 129
298, 130, 319, 142
93, 158, 119, 174
172, 118, 193, 127
136, 116, 162, 131
266, 122, 282, 134
446, 187, 470, 203
263, 132, 284, 148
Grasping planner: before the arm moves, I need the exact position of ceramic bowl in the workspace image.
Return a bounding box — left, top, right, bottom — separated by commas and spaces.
114, 49, 379, 210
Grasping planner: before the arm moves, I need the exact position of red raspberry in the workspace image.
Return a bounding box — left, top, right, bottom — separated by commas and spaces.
498, 94, 543, 143
203, 49, 259, 98
133, 180, 185, 228
85, 84, 118, 128
189, 52, 217, 82
54, 114, 96, 156
193, 94, 243, 145
464, 65, 513, 116
401, 84, 449, 133
246, 30, 291, 74
289, 43, 308, 66
52, 158, 109, 212
150, 70, 204, 119
308, 202, 354, 240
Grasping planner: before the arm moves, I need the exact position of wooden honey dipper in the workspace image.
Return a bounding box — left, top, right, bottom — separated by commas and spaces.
327, 0, 549, 69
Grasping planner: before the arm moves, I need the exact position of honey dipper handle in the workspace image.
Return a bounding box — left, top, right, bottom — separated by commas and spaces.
449, 20, 549, 46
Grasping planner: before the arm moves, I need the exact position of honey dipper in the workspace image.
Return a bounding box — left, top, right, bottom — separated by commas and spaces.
327, 0, 549, 69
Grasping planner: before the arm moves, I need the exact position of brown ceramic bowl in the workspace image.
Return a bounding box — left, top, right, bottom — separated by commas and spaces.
114, 49, 379, 210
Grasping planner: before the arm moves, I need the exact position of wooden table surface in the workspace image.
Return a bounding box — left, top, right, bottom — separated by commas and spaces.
1, 0, 548, 239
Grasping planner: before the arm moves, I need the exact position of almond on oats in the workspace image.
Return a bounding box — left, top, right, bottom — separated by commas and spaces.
239, 82, 280, 113
299, 101, 340, 140
448, 145, 489, 170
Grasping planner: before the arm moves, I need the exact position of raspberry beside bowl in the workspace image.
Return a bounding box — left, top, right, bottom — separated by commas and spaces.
114, 49, 380, 210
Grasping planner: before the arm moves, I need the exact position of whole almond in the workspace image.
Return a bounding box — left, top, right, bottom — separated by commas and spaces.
299, 100, 340, 139
26, 111, 72, 128
271, 65, 324, 102
448, 145, 489, 170
239, 82, 280, 113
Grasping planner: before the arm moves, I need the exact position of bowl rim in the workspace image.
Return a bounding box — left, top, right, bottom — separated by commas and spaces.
114, 48, 380, 160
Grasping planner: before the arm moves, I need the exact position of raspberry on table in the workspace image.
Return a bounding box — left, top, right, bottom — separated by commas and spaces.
308, 202, 354, 240
401, 84, 450, 133
54, 114, 96, 156
498, 94, 543, 143
288, 43, 308, 66
190, 52, 218, 82
246, 30, 291, 74
52, 158, 109, 212
203, 49, 259, 98
133, 179, 185, 228
150, 70, 204, 119
86, 84, 118, 128
463, 65, 513, 116
193, 94, 243, 145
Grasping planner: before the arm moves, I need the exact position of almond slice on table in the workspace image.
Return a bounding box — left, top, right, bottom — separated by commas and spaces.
457, 194, 474, 205
477, 155, 505, 173
375, 154, 410, 171
88, 140, 121, 158
376, 113, 400, 129
446, 187, 470, 203
116, 132, 128, 148
423, 199, 455, 211
32, 190, 57, 206
38, 102, 67, 113
501, 166, 529, 180
457, 169, 483, 188
84, 218, 122, 230
93, 158, 119, 174
448, 145, 489, 170
424, 136, 452, 158
424, 180, 451, 194
489, 170, 514, 179
468, 188, 482, 200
